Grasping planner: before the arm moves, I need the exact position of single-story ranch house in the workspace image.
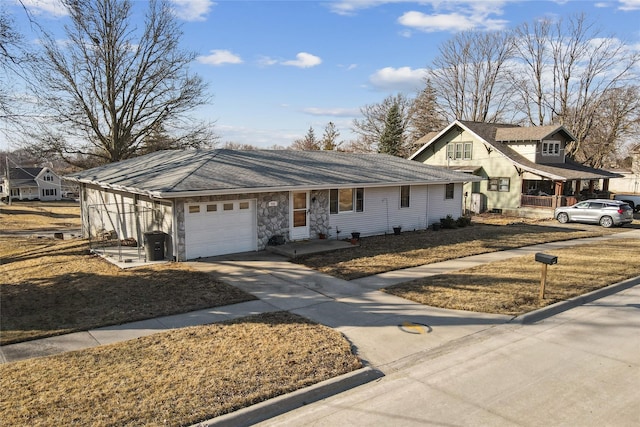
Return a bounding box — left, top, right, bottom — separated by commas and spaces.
65, 149, 481, 261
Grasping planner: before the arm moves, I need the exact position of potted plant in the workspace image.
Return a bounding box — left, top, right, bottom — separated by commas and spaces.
393, 226, 402, 235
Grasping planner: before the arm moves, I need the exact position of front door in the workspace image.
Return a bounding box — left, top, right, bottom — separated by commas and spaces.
290, 191, 310, 240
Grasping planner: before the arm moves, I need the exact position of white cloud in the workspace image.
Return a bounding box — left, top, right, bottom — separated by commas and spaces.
619, 0, 640, 10
196, 49, 242, 66
257, 56, 278, 67
170, 0, 215, 21
338, 63, 358, 71
302, 107, 360, 117
331, 1, 510, 32
20, 0, 68, 16
369, 66, 426, 91
327, 0, 384, 16
282, 52, 322, 68
398, 11, 476, 32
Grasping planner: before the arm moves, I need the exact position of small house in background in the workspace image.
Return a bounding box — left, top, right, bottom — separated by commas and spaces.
1, 167, 63, 201
410, 120, 622, 218
65, 149, 480, 261
605, 143, 640, 195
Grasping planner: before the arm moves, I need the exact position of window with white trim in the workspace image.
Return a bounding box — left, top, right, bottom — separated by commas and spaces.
447, 142, 473, 160
488, 178, 510, 192
400, 185, 410, 208
445, 183, 454, 199
330, 188, 365, 214
542, 141, 560, 156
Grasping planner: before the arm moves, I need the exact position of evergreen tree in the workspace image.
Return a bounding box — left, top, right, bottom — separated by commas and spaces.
320, 122, 341, 150
378, 103, 404, 157
409, 79, 446, 140
291, 126, 320, 150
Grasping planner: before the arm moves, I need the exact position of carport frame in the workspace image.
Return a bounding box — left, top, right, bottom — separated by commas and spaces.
86, 203, 161, 262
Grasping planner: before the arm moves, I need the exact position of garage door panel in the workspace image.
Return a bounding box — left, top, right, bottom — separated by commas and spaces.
185, 200, 256, 259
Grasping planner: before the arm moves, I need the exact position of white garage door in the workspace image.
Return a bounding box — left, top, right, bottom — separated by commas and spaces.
184, 200, 257, 259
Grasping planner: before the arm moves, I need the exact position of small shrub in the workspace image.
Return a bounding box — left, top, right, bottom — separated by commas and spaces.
456, 216, 472, 227
440, 215, 457, 229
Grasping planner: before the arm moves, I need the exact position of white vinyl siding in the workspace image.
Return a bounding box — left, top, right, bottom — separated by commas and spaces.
330, 185, 429, 236
428, 183, 463, 224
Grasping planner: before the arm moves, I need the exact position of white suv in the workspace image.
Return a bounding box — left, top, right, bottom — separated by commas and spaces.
554, 199, 634, 228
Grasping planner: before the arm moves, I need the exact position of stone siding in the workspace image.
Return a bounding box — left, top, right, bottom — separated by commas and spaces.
309, 190, 330, 238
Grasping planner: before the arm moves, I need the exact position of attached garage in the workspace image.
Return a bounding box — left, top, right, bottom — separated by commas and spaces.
184, 199, 257, 259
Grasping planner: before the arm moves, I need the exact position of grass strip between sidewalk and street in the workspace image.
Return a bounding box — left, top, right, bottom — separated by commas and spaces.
384, 238, 640, 316
0, 311, 363, 427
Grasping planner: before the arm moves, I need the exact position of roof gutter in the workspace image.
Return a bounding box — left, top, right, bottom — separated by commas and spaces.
153, 178, 482, 199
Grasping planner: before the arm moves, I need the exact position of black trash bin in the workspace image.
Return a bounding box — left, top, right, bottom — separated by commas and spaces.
144, 231, 166, 261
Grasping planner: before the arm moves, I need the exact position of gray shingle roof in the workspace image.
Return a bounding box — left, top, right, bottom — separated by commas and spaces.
65, 149, 480, 197
6, 167, 44, 188
411, 121, 620, 181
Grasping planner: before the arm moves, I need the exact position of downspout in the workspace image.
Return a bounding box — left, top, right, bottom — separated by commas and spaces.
172, 199, 179, 261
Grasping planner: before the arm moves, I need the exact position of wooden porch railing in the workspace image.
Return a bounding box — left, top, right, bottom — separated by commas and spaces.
521, 195, 578, 208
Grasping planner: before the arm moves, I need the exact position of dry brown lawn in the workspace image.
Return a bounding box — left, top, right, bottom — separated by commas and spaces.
385, 238, 640, 316
0, 201, 81, 230
0, 311, 362, 426
0, 235, 256, 345
296, 222, 623, 280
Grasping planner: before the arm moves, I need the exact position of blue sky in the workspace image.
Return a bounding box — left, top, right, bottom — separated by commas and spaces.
5, 0, 640, 150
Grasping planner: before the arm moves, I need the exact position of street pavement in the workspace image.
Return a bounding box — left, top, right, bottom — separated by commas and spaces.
255, 283, 640, 427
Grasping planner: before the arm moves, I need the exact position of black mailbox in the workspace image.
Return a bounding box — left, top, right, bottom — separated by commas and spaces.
535, 253, 558, 265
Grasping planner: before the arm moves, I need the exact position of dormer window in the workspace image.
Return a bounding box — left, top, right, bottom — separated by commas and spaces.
447, 142, 472, 160
542, 141, 560, 156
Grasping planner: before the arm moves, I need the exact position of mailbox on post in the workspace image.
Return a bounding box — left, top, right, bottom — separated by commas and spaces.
535, 252, 558, 299
535, 253, 558, 265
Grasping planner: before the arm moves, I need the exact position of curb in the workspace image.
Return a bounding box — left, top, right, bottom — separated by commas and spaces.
193, 366, 384, 427
511, 276, 640, 324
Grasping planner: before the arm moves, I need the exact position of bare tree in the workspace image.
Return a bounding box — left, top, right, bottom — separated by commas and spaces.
577, 86, 640, 168
0, 3, 35, 129
351, 93, 413, 153
221, 141, 261, 150
512, 14, 639, 159
428, 30, 516, 123
512, 19, 551, 126
28, 0, 213, 167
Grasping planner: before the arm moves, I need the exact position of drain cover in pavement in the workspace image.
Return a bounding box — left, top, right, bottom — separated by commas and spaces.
398, 321, 432, 334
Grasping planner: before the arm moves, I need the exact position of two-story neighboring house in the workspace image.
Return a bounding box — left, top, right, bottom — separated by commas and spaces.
1, 167, 63, 201
410, 120, 621, 217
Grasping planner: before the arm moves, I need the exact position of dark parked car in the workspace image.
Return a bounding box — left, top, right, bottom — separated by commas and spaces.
554, 199, 633, 228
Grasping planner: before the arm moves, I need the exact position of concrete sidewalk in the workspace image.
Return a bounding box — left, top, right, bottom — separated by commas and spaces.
3, 228, 638, 367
